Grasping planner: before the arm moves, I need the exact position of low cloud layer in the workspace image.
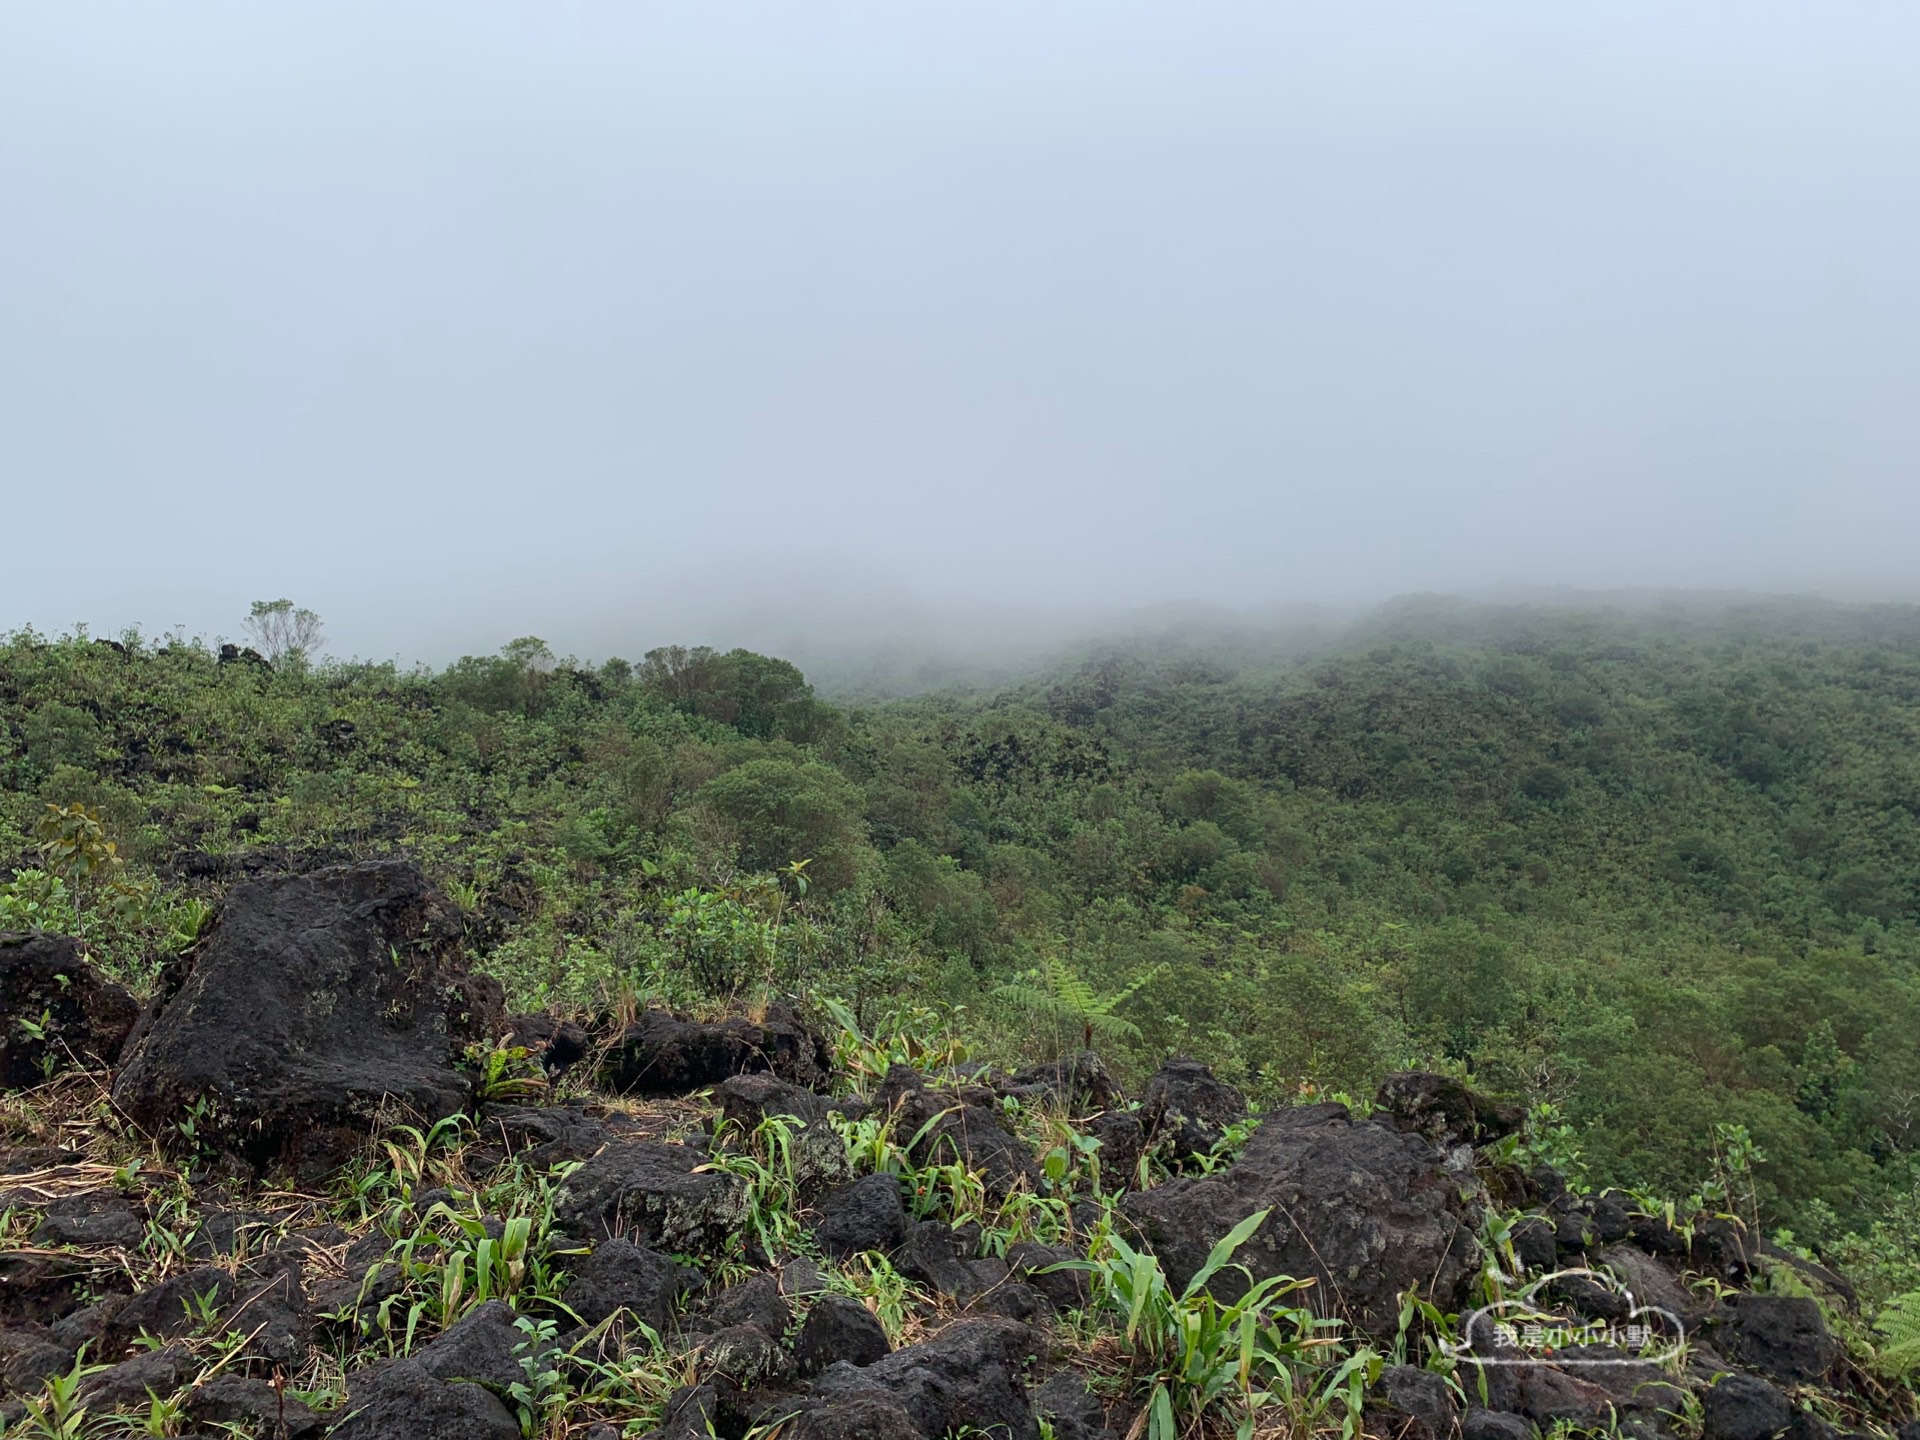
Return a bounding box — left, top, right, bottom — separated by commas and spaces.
5, 4, 1918, 663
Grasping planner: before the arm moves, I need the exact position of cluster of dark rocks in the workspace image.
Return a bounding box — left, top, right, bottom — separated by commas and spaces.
1, 861, 1914, 1439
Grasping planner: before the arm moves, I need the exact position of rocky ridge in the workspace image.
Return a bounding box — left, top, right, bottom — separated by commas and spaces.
0, 861, 1911, 1439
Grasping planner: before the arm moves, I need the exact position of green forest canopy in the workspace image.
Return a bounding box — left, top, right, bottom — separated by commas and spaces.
4, 596, 1918, 1268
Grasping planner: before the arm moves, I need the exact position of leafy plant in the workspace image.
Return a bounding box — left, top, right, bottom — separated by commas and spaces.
35, 803, 123, 887
1485, 1102, 1587, 1191
506, 1314, 567, 1436
420, 1206, 539, 1318
992, 954, 1164, 1050
1700, 1123, 1767, 1234
1870, 1289, 1920, 1379
466, 1041, 549, 1104
162, 897, 215, 954
17, 1346, 113, 1440
0, 869, 78, 932
703, 1113, 809, 1264
819, 997, 968, 1084
662, 885, 780, 1000
1061, 1208, 1373, 1440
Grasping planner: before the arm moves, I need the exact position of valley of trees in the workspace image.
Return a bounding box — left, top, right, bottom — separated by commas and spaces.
4, 596, 1918, 1296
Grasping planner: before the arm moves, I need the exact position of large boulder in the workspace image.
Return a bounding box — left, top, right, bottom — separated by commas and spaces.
184, 1376, 322, 1440
805, 1318, 1039, 1440
1477, 1360, 1622, 1429
32, 1192, 144, 1249
599, 1004, 831, 1095
1703, 1373, 1793, 1440
797, 1294, 892, 1375
997, 1052, 1122, 1113
1707, 1294, 1837, 1384
561, 1239, 685, 1332
776, 1391, 922, 1440
330, 1357, 520, 1440
1141, 1058, 1246, 1163
1373, 1071, 1524, 1148
554, 1139, 748, 1252
111, 862, 504, 1177
814, 1173, 908, 1258
412, 1300, 558, 1393
68, 1256, 309, 1369
76, 1344, 192, 1410
715, 1074, 852, 1192
473, 1102, 618, 1173
0, 933, 139, 1085
873, 1066, 1040, 1199
1122, 1102, 1481, 1339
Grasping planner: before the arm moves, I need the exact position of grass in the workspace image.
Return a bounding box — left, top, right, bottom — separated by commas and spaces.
1059, 1209, 1376, 1440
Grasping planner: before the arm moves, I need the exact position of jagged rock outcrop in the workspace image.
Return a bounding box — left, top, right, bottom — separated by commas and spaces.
1123, 1100, 1481, 1338
1707, 1293, 1838, 1384
0, 932, 139, 1085
560, 1239, 686, 1332
796, 1294, 891, 1375
554, 1138, 748, 1251
997, 1051, 1122, 1112
802, 1318, 1040, 1440
329, 1357, 520, 1440
1140, 1057, 1246, 1162
813, 1173, 908, 1257
111, 861, 503, 1177
599, 1004, 831, 1095
873, 1065, 1040, 1199
1374, 1070, 1524, 1148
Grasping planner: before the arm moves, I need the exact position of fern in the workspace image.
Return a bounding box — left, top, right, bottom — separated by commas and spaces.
993, 955, 1165, 1049
1873, 1289, 1920, 1378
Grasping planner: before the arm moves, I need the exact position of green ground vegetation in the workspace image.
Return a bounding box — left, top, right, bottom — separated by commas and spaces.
4, 596, 1918, 1282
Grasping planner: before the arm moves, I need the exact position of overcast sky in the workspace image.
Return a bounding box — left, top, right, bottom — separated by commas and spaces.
4, 4, 1917, 663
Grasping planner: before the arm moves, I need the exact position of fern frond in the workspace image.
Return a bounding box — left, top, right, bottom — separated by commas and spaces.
990, 980, 1083, 1028
1085, 1010, 1143, 1043
1874, 1290, 1920, 1378
992, 954, 1160, 1046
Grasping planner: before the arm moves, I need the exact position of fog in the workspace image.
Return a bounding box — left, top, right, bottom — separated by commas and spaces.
4, 4, 1918, 667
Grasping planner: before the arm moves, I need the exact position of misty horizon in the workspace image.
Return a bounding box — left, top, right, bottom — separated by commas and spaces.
21, 582, 1920, 689
7, 5, 1919, 663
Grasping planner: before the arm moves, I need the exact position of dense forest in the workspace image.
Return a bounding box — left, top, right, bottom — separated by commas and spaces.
4, 596, 1918, 1297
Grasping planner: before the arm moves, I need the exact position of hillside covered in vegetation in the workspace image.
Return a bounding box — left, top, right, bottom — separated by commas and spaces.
3, 596, 1918, 1286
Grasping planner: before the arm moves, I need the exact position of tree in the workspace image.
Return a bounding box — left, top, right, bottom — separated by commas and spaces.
242, 599, 325, 664
640, 645, 823, 739
1404, 921, 1524, 1061
884, 838, 997, 961
692, 758, 869, 891
502, 636, 557, 716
